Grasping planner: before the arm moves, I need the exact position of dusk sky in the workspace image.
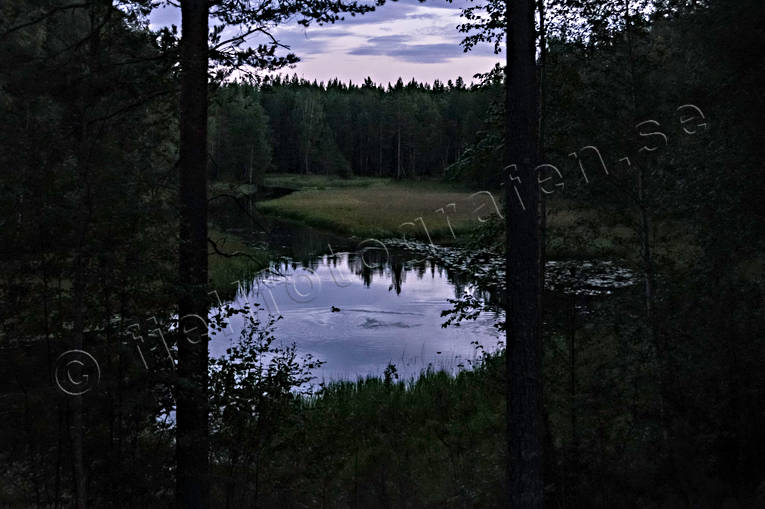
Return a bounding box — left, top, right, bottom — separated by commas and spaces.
149, 0, 503, 86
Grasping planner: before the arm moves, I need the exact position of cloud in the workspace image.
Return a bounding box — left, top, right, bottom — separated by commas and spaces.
327, 0, 420, 25
274, 25, 362, 56
147, 0, 502, 83
348, 35, 459, 64
350, 41, 458, 63
394, 43, 468, 63
356, 34, 410, 46
297, 0, 473, 27
348, 32, 494, 63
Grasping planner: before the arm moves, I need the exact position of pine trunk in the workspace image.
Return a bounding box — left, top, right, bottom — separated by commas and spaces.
177, 1, 210, 507
504, 0, 543, 506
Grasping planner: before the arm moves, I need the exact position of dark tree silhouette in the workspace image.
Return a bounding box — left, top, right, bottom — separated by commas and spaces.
176, 1, 210, 507
504, 0, 543, 506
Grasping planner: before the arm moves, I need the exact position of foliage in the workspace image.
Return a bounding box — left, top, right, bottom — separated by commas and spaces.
208, 305, 323, 506
258, 76, 492, 179
228, 352, 507, 509
209, 84, 273, 183
0, 3, 179, 504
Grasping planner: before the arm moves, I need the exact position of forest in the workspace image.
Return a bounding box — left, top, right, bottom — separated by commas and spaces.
208, 75, 492, 180
1, 0, 764, 508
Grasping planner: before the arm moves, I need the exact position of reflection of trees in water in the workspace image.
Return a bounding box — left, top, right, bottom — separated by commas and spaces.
346, 251, 389, 289
219, 216, 502, 302
344, 249, 489, 300
391, 260, 404, 294
256, 245, 501, 308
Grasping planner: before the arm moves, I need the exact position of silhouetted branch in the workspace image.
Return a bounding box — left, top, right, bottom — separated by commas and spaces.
207, 192, 271, 233
207, 236, 261, 263
1, 2, 91, 39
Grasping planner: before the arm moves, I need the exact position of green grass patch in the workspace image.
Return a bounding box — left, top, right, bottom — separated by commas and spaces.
257, 179, 499, 241
263, 173, 390, 191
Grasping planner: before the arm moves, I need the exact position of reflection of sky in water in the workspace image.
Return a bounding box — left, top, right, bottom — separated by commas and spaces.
210, 252, 502, 382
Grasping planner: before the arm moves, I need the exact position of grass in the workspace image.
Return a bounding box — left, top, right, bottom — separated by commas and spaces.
208, 226, 269, 299
256, 174, 682, 263
211, 352, 507, 508
257, 174, 692, 262
258, 176, 499, 241
263, 173, 390, 191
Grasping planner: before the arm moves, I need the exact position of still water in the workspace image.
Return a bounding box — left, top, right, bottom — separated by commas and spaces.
210, 247, 503, 382
207, 214, 634, 382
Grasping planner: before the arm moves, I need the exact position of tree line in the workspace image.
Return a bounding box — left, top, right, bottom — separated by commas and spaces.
208, 76, 495, 181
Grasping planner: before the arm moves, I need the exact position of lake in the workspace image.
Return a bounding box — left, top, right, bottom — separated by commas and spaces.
210, 242, 503, 382
209, 217, 635, 383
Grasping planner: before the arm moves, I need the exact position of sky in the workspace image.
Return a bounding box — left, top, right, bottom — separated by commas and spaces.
148, 0, 503, 86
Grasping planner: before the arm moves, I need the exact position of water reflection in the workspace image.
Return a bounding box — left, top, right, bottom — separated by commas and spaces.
211, 247, 502, 382
208, 217, 634, 382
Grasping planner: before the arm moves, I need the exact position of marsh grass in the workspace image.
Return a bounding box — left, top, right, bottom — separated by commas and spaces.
257, 178, 493, 241
230, 352, 508, 507
263, 173, 390, 191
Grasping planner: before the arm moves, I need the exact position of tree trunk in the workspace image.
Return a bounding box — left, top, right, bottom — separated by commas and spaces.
536, 0, 547, 315
378, 125, 383, 176
177, 1, 210, 508
568, 287, 579, 503
396, 126, 402, 179
504, 0, 543, 507
71, 300, 87, 509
